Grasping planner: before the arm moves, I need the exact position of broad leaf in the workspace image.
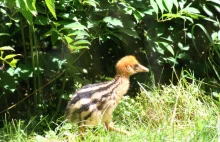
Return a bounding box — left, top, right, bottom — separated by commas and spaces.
9, 58, 19, 68
73, 40, 90, 46
24, 0, 37, 16
63, 22, 87, 30
16, 0, 33, 24
4, 54, 20, 60
0, 46, 15, 51
103, 16, 123, 27
163, 0, 173, 12
119, 29, 140, 39
156, 0, 164, 13
34, 15, 50, 25
45, 0, 56, 19
150, 0, 159, 14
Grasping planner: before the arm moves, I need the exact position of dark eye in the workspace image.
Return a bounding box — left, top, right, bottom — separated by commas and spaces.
133, 64, 139, 70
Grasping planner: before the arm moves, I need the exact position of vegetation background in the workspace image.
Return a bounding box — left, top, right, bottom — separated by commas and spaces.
0, 0, 219, 141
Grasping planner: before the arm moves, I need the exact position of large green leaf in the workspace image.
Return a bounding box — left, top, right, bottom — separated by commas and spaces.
150, 0, 159, 14
63, 22, 87, 30
23, 0, 37, 16
103, 16, 123, 27
159, 42, 174, 55
4, 54, 20, 60
45, 0, 57, 19
73, 40, 90, 46
34, 15, 50, 25
156, 0, 164, 13
0, 46, 15, 51
16, 0, 33, 24
119, 29, 140, 39
163, 0, 173, 12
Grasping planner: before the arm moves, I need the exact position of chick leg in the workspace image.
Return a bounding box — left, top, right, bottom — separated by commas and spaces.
104, 122, 130, 135
78, 124, 86, 139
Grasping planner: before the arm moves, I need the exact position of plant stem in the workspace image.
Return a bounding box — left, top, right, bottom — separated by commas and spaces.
29, 25, 37, 114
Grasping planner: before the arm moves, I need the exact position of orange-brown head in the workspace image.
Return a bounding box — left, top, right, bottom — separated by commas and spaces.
115, 55, 149, 77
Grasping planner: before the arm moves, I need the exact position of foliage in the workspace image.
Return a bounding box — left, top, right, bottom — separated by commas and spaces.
0, 75, 219, 141
0, 46, 20, 68
0, 0, 219, 133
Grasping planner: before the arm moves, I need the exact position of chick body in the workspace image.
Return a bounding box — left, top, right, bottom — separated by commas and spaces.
65, 55, 149, 133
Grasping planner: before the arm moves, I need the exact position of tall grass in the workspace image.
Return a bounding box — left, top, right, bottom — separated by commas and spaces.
0, 71, 220, 142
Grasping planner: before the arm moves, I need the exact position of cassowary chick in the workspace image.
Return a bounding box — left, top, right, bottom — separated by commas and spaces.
65, 55, 149, 134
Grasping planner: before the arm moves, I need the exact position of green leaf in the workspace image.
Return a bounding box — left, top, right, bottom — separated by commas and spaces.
202, 5, 213, 17
51, 30, 58, 45
156, 0, 164, 13
34, 15, 50, 25
177, 53, 191, 60
69, 45, 89, 51
178, 42, 190, 51
103, 16, 123, 27
9, 58, 19, 68
155, 43, 165, 55
73, 40, 90, 46
45, 0, 57, 19
16, 0, 33, 24
24, 0, 37, 16
67, 30, 90, 37
63, 22, 87, 30
192, 24, 220, 58
163, 0, 173, 12
159, 42, 174, 55
166, 57, 178, 64
150, 0, 159, 14
207, 0, 220, 5
173, 0, 178, 9
81, 0, 99, 8
4, 54, 20, 60
0, 46, 15, 51
0, 33, 10, 36
65, 36, 73, 44
182, 7, 200, 14
119, 29, 140, 39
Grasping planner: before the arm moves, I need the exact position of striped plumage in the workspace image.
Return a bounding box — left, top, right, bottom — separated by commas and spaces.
66, 55, 149, 134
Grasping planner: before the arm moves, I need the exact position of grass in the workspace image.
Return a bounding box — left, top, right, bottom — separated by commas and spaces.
0, 74, 220, 142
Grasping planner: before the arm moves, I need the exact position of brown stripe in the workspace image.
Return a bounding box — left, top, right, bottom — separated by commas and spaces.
68, 79, 118, 106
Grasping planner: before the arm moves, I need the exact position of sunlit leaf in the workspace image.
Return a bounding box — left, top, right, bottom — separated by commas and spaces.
178, 42, 190, 51
103, 16, 123, 27
16, 0, 33, 24
119, 29, 140, 39
156, 0, 164, 13
207, 0, 220, 5
34, 15, 50, 25
202, 5, 213, 17
65, 36, 73, 44
73, 40, 90, 46
159, 42, 174, 55
0, 46, 15, 51
67, 30, 90, 37
173, 0, 178, 9
0, 33, 10, 36
81, 0, 99, 8
9, 58, 19, 68
69, 45, 89, 51
166, 57, 178, 64
182, 7, 200, 14
63, 22, 87, 30
177, 53, 191, 60
4, 54, 20, 60
24, 0, 37, 16
163, 0, 173, 12
45, 0, 56, 19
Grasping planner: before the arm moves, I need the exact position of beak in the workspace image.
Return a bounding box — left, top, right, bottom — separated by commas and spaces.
139, 64, 149, 72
